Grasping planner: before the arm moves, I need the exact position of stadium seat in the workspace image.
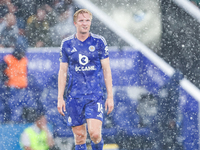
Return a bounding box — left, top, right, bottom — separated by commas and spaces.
44, 74, 74, 138
9, 88, 26, 123
42, 74, 58, 109
150, 71, 184, 149
113, 89, 140, 128
102, 111, 118, 144
23, 75, 43, 108
112, 89, 151, 149
8, 75, 44, 123
0, 84, 10, 123
0, 99, 5, 123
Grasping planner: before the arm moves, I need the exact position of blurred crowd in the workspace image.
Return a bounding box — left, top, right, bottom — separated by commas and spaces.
190, 0, 200, 8
0, 0, 75, 48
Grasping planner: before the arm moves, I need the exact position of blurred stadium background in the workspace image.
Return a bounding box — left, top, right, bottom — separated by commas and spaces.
1, 0, 200, 150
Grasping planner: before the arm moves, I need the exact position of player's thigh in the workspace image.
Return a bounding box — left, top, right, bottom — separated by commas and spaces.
87, 118, 102, 135
72, 124, 87, 139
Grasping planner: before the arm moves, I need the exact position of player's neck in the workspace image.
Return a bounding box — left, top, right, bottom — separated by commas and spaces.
76, 32, 90, 42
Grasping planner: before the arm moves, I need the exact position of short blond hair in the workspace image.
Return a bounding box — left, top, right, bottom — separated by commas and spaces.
73, 9, 92, 22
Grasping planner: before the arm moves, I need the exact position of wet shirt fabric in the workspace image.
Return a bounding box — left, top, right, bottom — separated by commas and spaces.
60, 33, 109, 99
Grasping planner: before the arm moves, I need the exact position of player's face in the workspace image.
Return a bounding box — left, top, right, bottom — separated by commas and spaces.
74, 13, 91, 34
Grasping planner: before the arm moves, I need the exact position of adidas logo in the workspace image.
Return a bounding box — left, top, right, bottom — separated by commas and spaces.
97, 113, 103, 118
71, 47, 77, 53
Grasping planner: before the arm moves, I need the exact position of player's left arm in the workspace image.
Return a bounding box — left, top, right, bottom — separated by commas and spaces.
101, 57, 114, 115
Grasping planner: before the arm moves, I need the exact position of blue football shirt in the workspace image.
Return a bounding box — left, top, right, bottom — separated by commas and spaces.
59, 33, 109, 99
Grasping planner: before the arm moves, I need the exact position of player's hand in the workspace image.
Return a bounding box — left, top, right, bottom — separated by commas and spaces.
105, 97, 114, 115
57, 98, 66, 116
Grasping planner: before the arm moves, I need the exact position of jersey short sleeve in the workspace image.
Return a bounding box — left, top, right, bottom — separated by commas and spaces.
59, 39, 69, 63
97, 35, 109, 60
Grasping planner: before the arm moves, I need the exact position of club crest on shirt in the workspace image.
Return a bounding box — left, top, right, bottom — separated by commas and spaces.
89, 46, 95, 52
68, 116, 72, 123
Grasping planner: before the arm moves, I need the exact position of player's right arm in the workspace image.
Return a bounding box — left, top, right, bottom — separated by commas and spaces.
57, 62, 68, 116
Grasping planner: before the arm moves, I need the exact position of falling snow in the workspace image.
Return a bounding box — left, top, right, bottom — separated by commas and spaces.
0, 0, 199, 150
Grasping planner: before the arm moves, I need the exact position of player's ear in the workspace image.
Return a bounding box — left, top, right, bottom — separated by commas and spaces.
74, 21, 77, 26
